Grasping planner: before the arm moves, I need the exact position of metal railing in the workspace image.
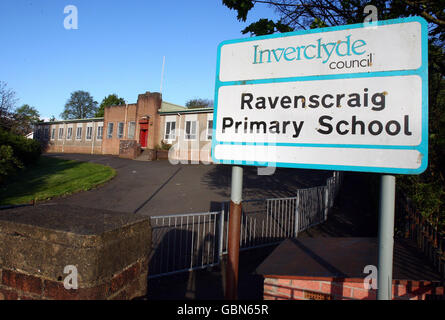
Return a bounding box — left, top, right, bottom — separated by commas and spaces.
148, 171, 343, 278
148, 211, 222, 278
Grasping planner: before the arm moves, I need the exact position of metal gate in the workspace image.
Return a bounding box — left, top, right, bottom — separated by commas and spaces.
148, 171, 342, 278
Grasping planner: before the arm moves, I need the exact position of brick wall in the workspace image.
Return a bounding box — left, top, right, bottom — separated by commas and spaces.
119, 140, 141, 159
0, 204, 152, 300
263, 276, 444, 300
0, 258, 148, 300
38, 120, 104, 155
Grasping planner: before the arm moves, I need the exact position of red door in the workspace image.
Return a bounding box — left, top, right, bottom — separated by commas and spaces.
139, 129, 148, 148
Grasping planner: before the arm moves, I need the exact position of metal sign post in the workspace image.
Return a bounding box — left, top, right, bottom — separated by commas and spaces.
377, 174, 396, 300
225, 165, 243, 300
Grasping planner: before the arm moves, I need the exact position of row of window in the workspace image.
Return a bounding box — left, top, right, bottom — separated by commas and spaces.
52, 125, 103, 141
47, 119, 214, 142
164, 119, 213, 141
106, 121, 136, 139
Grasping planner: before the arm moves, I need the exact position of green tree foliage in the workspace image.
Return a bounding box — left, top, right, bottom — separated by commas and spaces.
0, 145, 23, 182
0, 81, 18, 131
95, 94, 126, 117
0, 128, 41, 184
60, 90, 98, 120
223, 0, 445, 231
185, 98, 214, 109
242, 18, 293, 35
13, 104, 41, 135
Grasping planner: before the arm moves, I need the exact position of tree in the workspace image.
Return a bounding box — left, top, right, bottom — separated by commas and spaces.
0, 81, 18, 130
95, 94, 126, 117
13, 104, 41, 135
60, 90, 98, 120
185, 98, 214, 109
223, 1, 444, 72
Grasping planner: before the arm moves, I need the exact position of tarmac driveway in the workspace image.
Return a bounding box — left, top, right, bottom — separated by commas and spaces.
45, 153, 332, 216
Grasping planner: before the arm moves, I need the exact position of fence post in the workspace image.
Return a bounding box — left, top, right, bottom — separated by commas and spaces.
294, 193, 300, 237
218, 203, 225, 260
324, 187, 329, 222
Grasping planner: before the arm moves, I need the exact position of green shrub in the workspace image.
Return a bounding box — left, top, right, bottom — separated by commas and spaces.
398, 175, 445, 233
155, 141, 172, 151
0, 145, 23, 184
0, 128, 41, 183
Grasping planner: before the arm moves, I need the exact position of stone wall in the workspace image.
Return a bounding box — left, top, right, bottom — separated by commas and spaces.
119, 140, 141, 159
0, 204, 151, 300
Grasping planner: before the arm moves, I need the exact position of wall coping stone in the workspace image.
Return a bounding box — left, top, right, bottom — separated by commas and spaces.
0, 204, 151, 286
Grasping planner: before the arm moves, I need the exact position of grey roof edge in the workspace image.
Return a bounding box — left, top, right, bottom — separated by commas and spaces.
159, 108, 214, 115
38, 117, 105, 125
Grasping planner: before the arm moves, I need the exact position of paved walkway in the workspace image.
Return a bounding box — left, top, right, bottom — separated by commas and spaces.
45, 153, 332, 216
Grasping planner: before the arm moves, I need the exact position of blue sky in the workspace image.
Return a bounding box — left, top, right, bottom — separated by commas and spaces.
0, 0, 278, 119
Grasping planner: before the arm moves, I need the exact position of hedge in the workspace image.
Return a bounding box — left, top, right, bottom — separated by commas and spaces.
0, 128, 41, 183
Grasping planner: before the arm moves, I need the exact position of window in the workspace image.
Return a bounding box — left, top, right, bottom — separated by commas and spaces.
97, 126, 103, 140
117, 122, 124, 139
164, 121, 176, 140
51, 128, 55, 140
67, 127, 73, 140
86, 126, 93, 140
58, 127, 64, 140
185, 120, 197, 140
76, 126, 82, 140
128, 121, 136, 139
107, 123, 114, 139
206, 120, 213, 140
44, 127, 49, 139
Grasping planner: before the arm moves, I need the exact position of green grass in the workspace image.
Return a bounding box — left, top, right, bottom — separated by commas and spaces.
0, 156, 116, 205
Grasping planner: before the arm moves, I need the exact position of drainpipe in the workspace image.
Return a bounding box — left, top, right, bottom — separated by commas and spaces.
124, 104, 128, 139
177, 113, 181, 160
91, 121, 95, 154
62, 122, 66, 152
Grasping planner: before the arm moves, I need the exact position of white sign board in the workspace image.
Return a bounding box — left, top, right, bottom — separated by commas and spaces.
212, 17, 428, 174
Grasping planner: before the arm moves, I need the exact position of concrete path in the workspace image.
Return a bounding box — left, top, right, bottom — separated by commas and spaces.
45, 153, 332, 216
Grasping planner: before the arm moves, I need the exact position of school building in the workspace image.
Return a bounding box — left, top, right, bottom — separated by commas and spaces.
34, 91, 214, 163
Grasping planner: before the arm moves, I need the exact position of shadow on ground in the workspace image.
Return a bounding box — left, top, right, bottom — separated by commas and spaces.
201, 165, 333, 199
144, 172, 381, 300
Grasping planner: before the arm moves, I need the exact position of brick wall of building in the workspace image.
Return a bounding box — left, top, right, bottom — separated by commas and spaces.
34, 91, 214, 162
101, 92, 162, 155
101, 104, 137, 155
39, 120, 104, 155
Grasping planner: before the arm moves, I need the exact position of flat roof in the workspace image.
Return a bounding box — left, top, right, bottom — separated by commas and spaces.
37, 117, 104, 125
159, 107, 213, 115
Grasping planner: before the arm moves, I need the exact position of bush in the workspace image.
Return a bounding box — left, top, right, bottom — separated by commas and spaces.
155, 141, 172, 151
0, 128, 41, 183
0, 145, 23, 184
